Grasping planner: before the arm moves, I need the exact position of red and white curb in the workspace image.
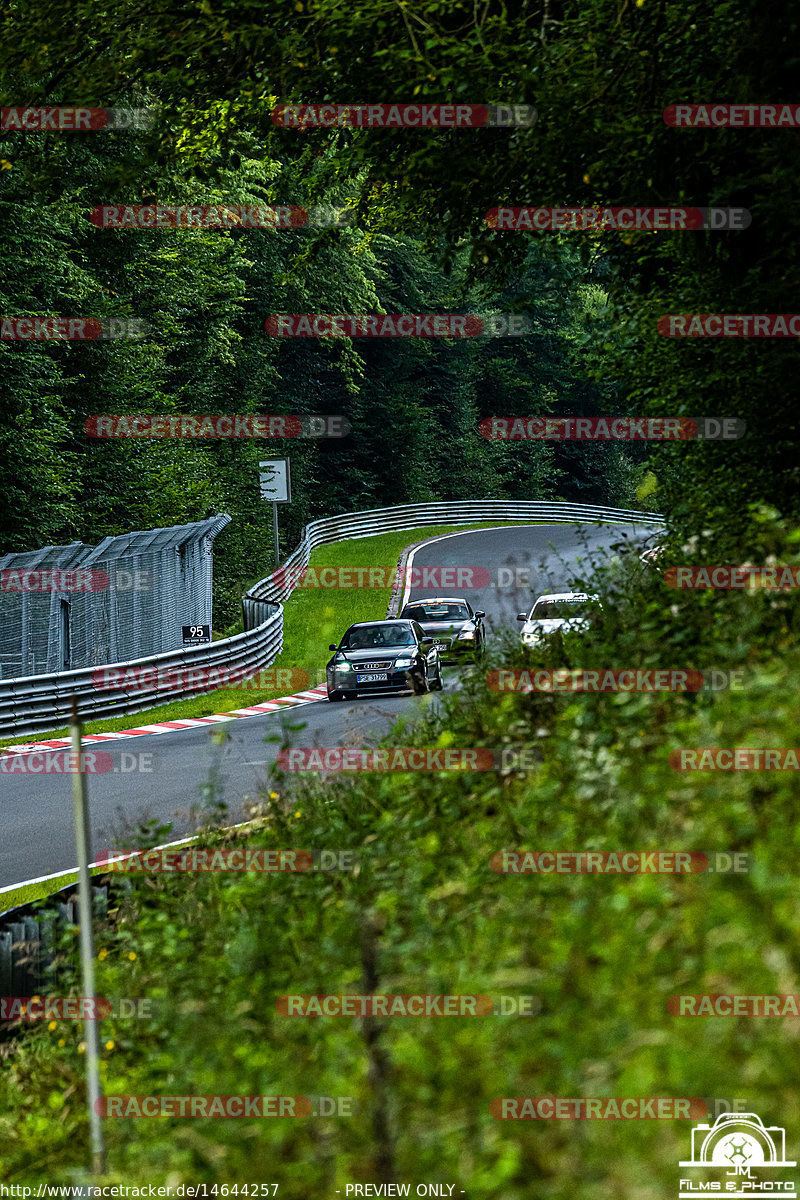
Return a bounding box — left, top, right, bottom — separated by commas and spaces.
2, 685, 329, 757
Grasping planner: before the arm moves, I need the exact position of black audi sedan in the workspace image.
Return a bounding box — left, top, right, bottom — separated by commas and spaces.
326, 619, 443, 701
398, 597, 485, 662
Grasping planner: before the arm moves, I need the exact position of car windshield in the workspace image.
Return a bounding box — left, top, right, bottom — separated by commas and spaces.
403, 603, 470, 622
342, 623, 416, 649
531, 599, 592, 620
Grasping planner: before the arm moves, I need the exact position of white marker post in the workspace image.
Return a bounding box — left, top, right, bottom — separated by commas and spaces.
259, 459, 292, 567
69, 696, 106, 1175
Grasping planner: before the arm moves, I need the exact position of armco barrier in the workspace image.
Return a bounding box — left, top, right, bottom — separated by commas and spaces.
0, 879, 109, 1008
244, 501, 665, 611
0, 603, 283, 739
0, 502, 663, 738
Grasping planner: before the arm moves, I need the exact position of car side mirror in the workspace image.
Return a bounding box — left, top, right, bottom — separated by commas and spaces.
475, 610, 485, 619
328, 643, 338, 651
517, 613, 527, 622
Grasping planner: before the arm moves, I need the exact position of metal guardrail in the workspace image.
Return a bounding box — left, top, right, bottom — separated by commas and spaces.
0, 604, 282, 739
0, 879, 109, 1008
245, 500, 665, 610
0, 501, 663, 738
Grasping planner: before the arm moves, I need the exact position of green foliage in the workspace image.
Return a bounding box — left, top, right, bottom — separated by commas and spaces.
3, 511, 799, 1191
1, 0, 798, 1187
0, 119, 616, 625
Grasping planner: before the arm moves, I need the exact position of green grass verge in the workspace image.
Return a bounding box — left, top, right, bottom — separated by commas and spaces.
0, 836, 202, 914
0, 870, 83, 913
0, 520, 544, 751
0, 835, 208, 913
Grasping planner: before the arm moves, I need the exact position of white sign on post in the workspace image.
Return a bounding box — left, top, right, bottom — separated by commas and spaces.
259, 459, 291, 567
259, 459, 291, 503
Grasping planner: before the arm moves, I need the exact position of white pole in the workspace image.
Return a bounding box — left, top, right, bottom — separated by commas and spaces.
69, 696, 106, 1175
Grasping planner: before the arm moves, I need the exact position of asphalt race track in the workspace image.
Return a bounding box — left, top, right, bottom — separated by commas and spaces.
0, 522, 655, 888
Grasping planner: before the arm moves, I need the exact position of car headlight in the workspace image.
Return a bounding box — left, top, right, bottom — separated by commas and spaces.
334, 661, 353, 672
394, 657, 414, 668
457, 629, 475, 640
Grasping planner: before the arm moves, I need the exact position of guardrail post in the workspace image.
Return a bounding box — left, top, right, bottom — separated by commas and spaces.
0, 930, 12, 996
8, 922, 25, 993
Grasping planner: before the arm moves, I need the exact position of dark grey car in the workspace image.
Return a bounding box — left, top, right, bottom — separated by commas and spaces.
398, 597, 485, 663
326, 619, 443, 701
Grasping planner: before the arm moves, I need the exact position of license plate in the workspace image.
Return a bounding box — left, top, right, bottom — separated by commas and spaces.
434, 643, 448, 651
356, 672, 388, 682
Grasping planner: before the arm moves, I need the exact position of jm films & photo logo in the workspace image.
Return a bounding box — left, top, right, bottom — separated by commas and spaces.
678, 1111, 796, 1198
